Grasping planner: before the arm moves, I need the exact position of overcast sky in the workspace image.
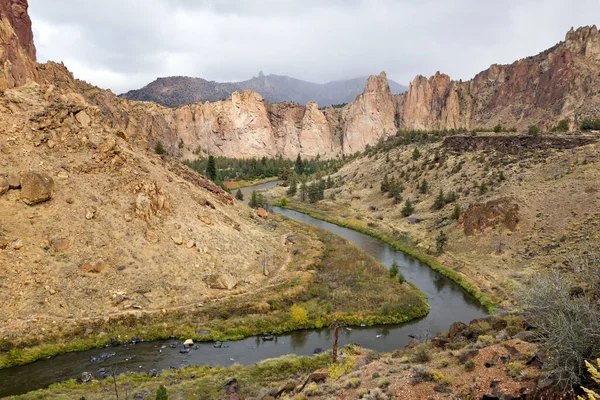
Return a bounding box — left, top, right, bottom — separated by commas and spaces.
29, 0, 599, 94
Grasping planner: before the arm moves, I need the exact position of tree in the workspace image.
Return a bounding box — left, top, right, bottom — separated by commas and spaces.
156, 385, 168, 400
432, 189, 446, 210
493, 123, 503, 133
290, 304, 308, 325
280, 196, 288, 207
295, 154, 304, 174
419, 179, 429, 194
451, 204, 462, 220
326, 176, 334, 189
412, 147, 421, 160
249, 190, 259, 208
381, 174, 390, 193
401, 199, 414, 217
389, 261, 399, 278
286, 178, 297, 196
398, 272, 406, 284
300, 181, 308, 202
206, 155, 217, 182
235, 189, 244, 201
436, 231, 448, 253
553, 119, 570, 132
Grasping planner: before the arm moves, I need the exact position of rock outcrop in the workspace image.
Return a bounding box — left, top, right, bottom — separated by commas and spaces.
0, 0, 37, 90
396, 26, 600, 131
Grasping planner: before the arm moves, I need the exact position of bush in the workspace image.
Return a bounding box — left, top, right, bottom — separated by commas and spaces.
154, 141, 166, 155
290, 304, 308, 326
493, 124, 502, 133
344, 377, 361, 389
464, 360, 475, 372
517, 253, 600, 390
377, 377, 390, 389
451, 204, 461, 220
398, 272, 406, 285
304, 382, 321, 396
581, 118, 600, 131
389, 261, 399, 278
580, 359, 600, 399
411, 345, 431, 363
528, 125, 540, 136
156, 385, 168, 400
280, 196, 288, 207
552, 119, 570, 132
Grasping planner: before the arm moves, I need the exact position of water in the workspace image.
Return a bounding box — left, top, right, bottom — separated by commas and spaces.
0, 181, 487, 398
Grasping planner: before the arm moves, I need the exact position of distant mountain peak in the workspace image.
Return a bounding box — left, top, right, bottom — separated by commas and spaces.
120, 74, 408, 107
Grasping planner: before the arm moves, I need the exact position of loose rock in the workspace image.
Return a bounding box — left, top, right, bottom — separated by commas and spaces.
20, 172, 55, 205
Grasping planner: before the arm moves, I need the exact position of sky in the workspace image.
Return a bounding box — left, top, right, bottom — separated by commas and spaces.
29, 0, 600, 94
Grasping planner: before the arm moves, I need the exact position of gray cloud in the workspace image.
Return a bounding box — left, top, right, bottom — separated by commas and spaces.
29, 0, 600, 94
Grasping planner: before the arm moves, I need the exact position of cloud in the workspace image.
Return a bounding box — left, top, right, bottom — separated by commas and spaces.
29, 0, 600, 93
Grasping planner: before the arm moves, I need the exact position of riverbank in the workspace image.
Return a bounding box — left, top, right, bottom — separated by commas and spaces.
0, 216, 428, 371
275, 200, 497, 314
223, 176, 280, 190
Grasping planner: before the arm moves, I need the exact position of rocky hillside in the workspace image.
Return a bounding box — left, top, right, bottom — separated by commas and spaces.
266, 131, 600, 310
396, 26, 600, 131
0, 0, 293, 346
120, 72, 407, 107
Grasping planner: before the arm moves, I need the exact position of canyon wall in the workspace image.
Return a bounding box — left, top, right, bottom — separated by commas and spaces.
396, 26, 600, 131
3, 1, 600, 159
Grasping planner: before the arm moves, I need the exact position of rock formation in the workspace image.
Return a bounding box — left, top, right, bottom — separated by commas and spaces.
0, 0, 37, 90
396, 26, 600, 131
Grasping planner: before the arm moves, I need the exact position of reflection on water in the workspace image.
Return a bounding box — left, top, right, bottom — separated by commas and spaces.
0, 180, 488, 398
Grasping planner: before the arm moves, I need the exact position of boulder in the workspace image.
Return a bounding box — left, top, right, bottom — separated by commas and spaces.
20, 172, 54, 205
257, 208, 268, 218
75, 110, 91, 127
0, 176, 8, 196
81, 372, 93, 383
205, 274, 238, 290
50, 237, 70, 252
184, 339, 194, 346
449, 321, 467, 338
404, 338, 420, 349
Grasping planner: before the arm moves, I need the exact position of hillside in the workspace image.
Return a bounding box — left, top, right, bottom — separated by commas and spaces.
266, 131, 600, 310
119, 72, 408, 107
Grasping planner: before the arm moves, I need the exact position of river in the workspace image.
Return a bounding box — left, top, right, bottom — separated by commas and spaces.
0, 180, 487, 398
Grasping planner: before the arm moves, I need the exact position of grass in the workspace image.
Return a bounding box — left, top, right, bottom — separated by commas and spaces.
11, 353, 332, 400
277, 201, 497, 314
0, 218, 429, 371
223, 176, 279, 190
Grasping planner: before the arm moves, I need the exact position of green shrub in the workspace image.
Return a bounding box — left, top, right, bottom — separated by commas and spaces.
398, 272, 406, 285
580, 118, 600, 131
235, 189, 244, 201
464, 360, 475, 372
493, 124, 502, 133
156, 384, 168, 400
528, 125, 540, 136
389, 261, 399, 278
280, 196, 288, 207
154, 141, 166, 155
401, 200, 414, 217
436, 232, 448, 253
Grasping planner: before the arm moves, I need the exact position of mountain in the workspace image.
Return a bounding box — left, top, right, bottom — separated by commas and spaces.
119, 72, 408, 107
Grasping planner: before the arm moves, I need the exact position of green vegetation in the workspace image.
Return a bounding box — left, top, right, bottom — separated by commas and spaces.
276, 201, 497, 313
389, 261, 399, 278
154, 141, 166, 155
206, 155, 217, 181
551, 119, 570, 132
0, 219, 428, 370
451, 204, 462, 220
528, 125, 540, 136
401, 199, 414, 217
580, 118, 600, 131
235, 189, 244, 201
185, 154, 345, 186
156, 384, 168, 400
12, 353, 332, 400
436, 231, 448, 253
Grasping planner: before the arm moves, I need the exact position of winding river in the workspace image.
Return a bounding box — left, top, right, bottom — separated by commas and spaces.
0, 181, 487, 398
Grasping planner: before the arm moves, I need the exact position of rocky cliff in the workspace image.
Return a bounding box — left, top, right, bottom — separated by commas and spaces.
0, 0, 37, 90
396, 26, 600, 131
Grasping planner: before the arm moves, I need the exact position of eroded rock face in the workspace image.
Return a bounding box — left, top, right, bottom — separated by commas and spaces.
458, 198, 519, 236
396, 26, 600, 131
0, 0, 38, 90
19, 171, 54, 205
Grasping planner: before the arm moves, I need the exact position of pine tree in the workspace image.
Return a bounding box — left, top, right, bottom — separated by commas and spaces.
249, 190, 259, 208
286, 177, 297, 196
235, 189, 244, 201
412, 147, 421, 160
436, 231, 448, 253
451, 204, 461, 220
300, 182, 308, 202
206, 155, 217, 182
326, 176, 334, 189
401, 199, 414, 217
381, 174, 390, 193
419, 179, 429, 194
295, 154, 304, 174
433, 189, 446, 210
